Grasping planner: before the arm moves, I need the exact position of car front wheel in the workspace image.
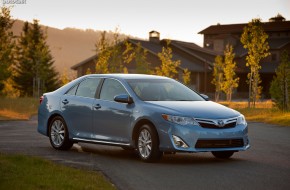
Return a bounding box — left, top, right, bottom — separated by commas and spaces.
211, 151, 234, 159
49, 116, 73, 150
137, 124, 162, 162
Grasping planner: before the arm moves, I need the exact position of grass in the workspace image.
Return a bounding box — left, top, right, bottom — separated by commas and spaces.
0, 97, 39, 120
220, 101, 290, 126
0, 153, 116, 190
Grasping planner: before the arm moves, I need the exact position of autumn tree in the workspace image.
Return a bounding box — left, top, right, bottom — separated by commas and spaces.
95, 31, 110, 74
241, 18, 270, 107
60, 69, 70, 86
222, 44, 239, 102
0, 6, 15, 94
156, 40, 180, 79
14, 20, 60, 97
270, 50, 290, 111
95, 29, 128, 73
122, 40, 135, 65
110, 28, 124, 73
182, 68, 191, 85
212, 55, 224, 102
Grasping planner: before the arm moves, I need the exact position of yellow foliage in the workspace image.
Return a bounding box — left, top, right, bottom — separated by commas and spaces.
2, 78, 20, 98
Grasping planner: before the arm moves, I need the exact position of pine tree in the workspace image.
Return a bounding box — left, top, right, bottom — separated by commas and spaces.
222, 44, 239, 102
14, 20, 59, 97
0, 7, 15, 93
270, 50, 290, 111
156, 40, 180, 79
241, 18, 270, 107
212, 55, 224, 102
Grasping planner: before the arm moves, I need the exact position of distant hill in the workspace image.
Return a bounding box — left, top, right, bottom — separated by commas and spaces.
12, 20, 131, 78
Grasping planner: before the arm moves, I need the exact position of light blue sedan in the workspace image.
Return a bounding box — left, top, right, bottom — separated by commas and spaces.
38, 74, 250, 162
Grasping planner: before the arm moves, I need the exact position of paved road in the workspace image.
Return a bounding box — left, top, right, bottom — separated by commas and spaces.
0, 116, 290, 190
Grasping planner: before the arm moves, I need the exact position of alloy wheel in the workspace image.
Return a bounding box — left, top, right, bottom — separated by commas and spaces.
50, 119, 65, 146
138, 129, 152, 159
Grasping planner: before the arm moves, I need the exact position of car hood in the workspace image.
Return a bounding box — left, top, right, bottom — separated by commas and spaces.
147, 101, 240, 119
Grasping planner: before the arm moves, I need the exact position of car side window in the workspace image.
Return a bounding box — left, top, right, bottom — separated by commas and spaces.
66, 84, 78, 95
75, 78, 101, 98
100, 79, 128, 101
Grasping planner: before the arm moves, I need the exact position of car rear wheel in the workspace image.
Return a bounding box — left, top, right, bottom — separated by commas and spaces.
49, 116, 73, 150
211, 151, 234, 159
137, 124, 162, 162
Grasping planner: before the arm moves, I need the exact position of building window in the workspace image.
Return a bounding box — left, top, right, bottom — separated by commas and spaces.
272, 53, 277, 61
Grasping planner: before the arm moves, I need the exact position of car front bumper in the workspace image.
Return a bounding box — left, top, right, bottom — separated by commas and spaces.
158, 122, 250, 153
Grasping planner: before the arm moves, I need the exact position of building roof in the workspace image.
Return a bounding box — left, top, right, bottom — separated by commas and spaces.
71, 37, 216, 72
71, 54, 97, 70
128, 38, 211, 72
268, 38, 290, 49
199, 21, 290, 34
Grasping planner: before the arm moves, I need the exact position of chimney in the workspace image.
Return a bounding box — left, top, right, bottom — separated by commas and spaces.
149, 31, 160, 43
269, 14, 286, 22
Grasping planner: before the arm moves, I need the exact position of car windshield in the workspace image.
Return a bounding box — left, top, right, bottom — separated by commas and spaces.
126, 78, 205, 101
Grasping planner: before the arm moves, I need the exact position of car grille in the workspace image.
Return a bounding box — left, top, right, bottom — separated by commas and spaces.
195, 139, 244, 148
195, 118, 237, 129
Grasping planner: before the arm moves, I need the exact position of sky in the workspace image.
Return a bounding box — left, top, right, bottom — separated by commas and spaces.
2, 0, 290, 46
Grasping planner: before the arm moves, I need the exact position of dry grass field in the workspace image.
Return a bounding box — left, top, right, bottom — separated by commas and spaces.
220, 101, 290, 126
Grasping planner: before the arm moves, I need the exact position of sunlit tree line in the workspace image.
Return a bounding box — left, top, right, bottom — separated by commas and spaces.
0, 7, 59, 97
212, 18, 290, 111
1, 6, 289, 111
93, 32, 191, 85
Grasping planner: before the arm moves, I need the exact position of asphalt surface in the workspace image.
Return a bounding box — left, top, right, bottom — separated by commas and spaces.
0, 116, 290, 190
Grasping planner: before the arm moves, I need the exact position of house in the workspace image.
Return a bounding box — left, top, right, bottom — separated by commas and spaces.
71, 31, 217, 93
72, 15, 290, 98
199, 14, 290, 98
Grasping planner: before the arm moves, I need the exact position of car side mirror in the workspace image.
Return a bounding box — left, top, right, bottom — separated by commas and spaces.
114, 94, 134, 104
200, 94, 209, 101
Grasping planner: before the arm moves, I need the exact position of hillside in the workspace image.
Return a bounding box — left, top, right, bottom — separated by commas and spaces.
12, 20, 130, 78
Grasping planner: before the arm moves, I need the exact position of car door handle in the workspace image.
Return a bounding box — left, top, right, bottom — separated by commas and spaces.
62, 99, 69, 105
94, 104, 101, 110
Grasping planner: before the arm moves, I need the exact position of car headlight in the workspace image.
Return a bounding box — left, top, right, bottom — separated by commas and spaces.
237, 115, 247, 125
162, 114, 199, 126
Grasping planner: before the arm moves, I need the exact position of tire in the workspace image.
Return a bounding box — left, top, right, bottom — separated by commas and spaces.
212, 151, 234, 159
49, 116, 73, 150
137, 124, 162, 162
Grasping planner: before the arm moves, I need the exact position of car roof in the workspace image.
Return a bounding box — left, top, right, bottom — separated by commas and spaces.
49, 74, 170, 95
85, 74, 169, 80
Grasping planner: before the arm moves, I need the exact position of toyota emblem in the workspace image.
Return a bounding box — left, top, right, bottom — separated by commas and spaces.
217, 120, 225, 127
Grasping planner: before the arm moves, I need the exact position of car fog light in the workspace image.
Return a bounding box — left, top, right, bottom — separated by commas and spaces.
172, 135, 189, 148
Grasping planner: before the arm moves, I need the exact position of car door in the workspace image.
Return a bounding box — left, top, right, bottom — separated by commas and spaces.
92, 78, 134, 143
61, 77, 101, 139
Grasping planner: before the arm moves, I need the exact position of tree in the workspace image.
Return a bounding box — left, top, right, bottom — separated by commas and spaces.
182, 68, 191, 85
241, 18, 270, 107
270, 50, 290, 111
110, 27, 124, 73
95, 29, 127, 74
60, 69, 70, 86
212, 55, 224, 102
95, 31, 110, 74
14, 20, 60, 97
0, 6, 15, 93
134, 42, 150, 74
156, 40, 180, 79
122, 40, 135, 65
222, 44, 239, 102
